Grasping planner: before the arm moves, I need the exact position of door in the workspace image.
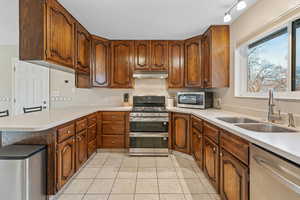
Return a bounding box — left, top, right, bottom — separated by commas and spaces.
13, 60, 49, 116
204, 136, 219, 191
150, 41, 168, 71
92, 37, 110, 87
134, 40, 150, 71
220, 149, 249, 200
184, 36, 203, 88
111, 41, 134, 88
46, 0, 75, 68
56, 137, 76, 190
76, 130, 88, 171
202, 33, 212, 88
76, 23, 91, 74
168, 41, 184, 88
192, 128, 203, 169
172, 113, 190, 154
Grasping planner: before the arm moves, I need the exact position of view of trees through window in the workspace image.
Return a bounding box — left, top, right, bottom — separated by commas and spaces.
247, 28, 288, 93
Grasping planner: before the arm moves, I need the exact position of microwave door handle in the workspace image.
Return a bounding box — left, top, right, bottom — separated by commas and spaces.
253, 155, 300, 195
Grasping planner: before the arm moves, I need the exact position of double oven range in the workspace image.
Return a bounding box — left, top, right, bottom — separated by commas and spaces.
129, 96, 169, 156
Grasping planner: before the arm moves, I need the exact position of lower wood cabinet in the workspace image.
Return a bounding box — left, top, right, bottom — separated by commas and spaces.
192, 128, 203, 169
220, 149, 249, 200
56, 136, 76, 191
172, 113, 190, 154
75, 130, 88, 171
203, 136, 219, 192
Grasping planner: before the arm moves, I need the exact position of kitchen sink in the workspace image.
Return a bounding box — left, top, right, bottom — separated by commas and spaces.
235, 123, 297, 133
217, 117, 261, 124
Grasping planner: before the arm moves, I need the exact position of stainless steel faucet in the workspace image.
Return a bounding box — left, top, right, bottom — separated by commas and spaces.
267, 89, 281, 123
288, 113, 296, 128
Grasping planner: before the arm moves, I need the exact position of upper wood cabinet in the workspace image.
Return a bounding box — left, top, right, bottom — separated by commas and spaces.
172, 113, 190, 154
168, 41, 185, 88
111, 41, 134, 88
150, 41, 169, 71
134, 40, 151, 71
202, 25, 230, 88
92, 36, 110, 87
76, 23, 91, 74
20, 0, 76, 69
184, 36, 203, 88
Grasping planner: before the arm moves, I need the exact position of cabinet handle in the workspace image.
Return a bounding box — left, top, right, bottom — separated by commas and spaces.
67, 130, 71, 134
213, 147, 216, 152
77, 136, 82, 142
220, 152, 223, 157
111, 141, 115, 144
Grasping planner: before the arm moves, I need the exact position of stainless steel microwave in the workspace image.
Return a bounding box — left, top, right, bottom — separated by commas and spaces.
176, 92, 213, 109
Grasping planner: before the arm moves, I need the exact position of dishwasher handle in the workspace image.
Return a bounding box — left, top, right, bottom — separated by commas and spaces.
253, 155, 300, 195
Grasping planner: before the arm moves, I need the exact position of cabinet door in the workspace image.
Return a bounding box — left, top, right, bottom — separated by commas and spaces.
76, 23, 91, 74
202, 33, 212, 88
76, 130, 88, 171
203, 136, 219, 192
46, 0, 75, 68
57, 137, 76, 190
134, 40, 150, 71
92, 37, 110, 87
168, 41, 184, 88
173, 113, 190, 154
111, 41, 134, 88
150, 41, 168, 71
220, 149, 249, 200
184, 36, 203, 88
192, 128, 203, 169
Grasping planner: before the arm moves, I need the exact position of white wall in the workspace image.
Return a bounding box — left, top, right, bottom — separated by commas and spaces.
214, 0, 300, 124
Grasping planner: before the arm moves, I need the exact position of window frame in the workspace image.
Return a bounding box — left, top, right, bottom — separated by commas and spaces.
234, 17, 300, 100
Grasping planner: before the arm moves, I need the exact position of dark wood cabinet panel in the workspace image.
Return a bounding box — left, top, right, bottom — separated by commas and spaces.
168, 41, 184, 88
92, 36, 110, 87
203, 122, 219, 144
56, 136, 76, 190
220, 149, 249, 200
76, 130, 88, 171
87, 124, 97, 142
150, 41, 169, 71
192, 128, 203, 169
88, 139, 97, 157
57, 123, 75, 143
184, 36, 203, 88
134, 40, 151, 71
203, 136, 219, 192
76, 23, 91, 74
202, 33, 212, 88
172, 113, 190, 154
111, 41, 134, 88
75, 72, 91, 88
76, 118, 88, 133
102, 135, 125, 148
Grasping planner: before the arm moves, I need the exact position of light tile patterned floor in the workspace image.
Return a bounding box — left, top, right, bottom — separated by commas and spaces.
58, 152, 221, 200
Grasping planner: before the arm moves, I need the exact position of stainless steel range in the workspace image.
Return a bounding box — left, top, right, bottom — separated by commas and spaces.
129, 96, 169, 156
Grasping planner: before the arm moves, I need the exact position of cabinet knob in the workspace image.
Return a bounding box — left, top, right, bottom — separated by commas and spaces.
112, 141, 115, 144
213, 147, 216, 152
67, 130, 71, 134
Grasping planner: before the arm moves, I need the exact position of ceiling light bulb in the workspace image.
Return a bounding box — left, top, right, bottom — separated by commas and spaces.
237, 0, 247, 10
224, 13, 232, 23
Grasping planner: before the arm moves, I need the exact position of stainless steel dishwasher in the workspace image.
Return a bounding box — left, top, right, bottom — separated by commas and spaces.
250, 144, 300, 200
0, 145, 47, 200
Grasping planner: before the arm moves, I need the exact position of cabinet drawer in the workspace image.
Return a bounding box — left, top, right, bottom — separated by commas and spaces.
102, 123, 125, 135
76, 118, 87, 133
102, 135, 125, 148
220, 130, 249, 165
102, 112, 125, 121
88, 139, 97, 156
191, 116, 203, 132
87, 124, 97, 142
57, 123, 75, 143
203, 122, 219, 144
88, 114, 97, 126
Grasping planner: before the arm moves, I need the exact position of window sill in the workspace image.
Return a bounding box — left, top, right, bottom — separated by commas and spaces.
235, 93, 300, 101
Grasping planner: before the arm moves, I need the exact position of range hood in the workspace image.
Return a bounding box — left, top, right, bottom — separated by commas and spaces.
133, 71, 168, 79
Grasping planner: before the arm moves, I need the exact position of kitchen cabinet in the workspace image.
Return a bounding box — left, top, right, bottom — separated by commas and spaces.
168, 41, 185, 88
20, 0, 76, 70
75, 130, 88, 171
184, 36, 203, 88
134, 40, 151, 71
192, 128, 203, 169
75, 72, 91, 88
111, 41, 134, 88
87, 114, 97, 157
172, 113, 190, 154
150, 41, 169, 71
202, 25, 229, 88
220, 149, 249, 200
56, 136, 76, 191
92, 35, 110, 87
76, 23, 91, 74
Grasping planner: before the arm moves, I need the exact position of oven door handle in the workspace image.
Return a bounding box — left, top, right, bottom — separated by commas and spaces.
130, 118, 169, 122
130, 132, 168, 138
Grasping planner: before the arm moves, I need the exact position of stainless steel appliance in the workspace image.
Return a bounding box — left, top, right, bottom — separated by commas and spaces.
130, 96, 169, 156
250, 144, 300, 200
177, 92, 213, 109
0, 145, 47, 200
